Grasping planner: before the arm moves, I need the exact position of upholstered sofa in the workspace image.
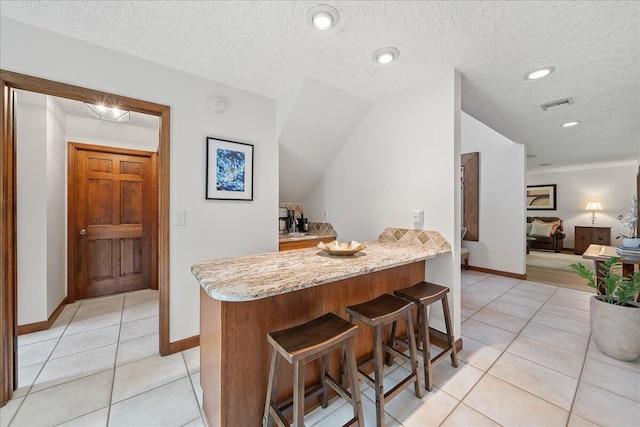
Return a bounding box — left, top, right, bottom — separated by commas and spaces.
526, 216, 565, 253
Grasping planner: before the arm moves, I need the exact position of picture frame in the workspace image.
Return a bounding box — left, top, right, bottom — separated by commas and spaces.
526, 184, 556, 210
206, 137, 254, 201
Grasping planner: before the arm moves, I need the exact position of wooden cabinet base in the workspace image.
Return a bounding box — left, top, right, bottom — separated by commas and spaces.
200, 261, 444, 426
278, 236, 336, 251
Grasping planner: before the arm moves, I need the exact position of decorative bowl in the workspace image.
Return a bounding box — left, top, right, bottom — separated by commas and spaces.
317, 240, 366, 256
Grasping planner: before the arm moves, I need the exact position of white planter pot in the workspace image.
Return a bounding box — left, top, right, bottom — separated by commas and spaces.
622, 237, 640, 248
590, 296, 640, 361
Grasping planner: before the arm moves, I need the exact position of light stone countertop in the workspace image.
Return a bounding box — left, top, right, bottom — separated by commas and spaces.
278, 232, 337, 242
192, 240, 450, 302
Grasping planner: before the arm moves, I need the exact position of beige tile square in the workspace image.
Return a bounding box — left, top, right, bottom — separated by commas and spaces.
516, 281, 557, 295
463, 374, 569, 426
55, 407, 108, 427
182, 417, 206, 427
489, 352, 577, 410
431, 361, 484, 400
573, 381, 640, 427
51, 325, 119, 359
485, 299, 537, 320
460, 319, 516, 351
306, 398, 348, 426
457, 336, 503, 372
531, 311, 590, 337
0, 396, 24, 427
520, 322, 589, 356
540, 302, 590, 323
507, 335, 584, 378
15, 361, 44, 398
567, 413, 600, 427
112, 352, 187, 402
461, 302, 481, 318
470, 308, 528, 333
183, 346, 200, 374
547, 293, 591, 311
190, 371, 203, 407
463, 285, 507, 300
481, 275, 521, 287
496, 292, 545, 311
17, 323, 67, 347
580, 358, 640, 403
18, 338, 58, 367
119, 315, 158, 342
64, 300, 123, 336
460, 293, 494, 309
109, 377, 200, 427
310, 393, 402, 427
441, 403, 501, 427
553, 288, 594, 303
121, 293, 158, 323
383, 383, 459, 427
10, 370, 112, 427
507, 287, 551, 302
116, 332, 159, 366
31, 344, 117, 392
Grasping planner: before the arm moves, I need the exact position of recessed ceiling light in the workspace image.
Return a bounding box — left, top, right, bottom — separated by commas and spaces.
524, 66, 555, 80
539, 163, 552, 167
527, 154, 537, 159
373, 47, 400, 64
307, 4, 339, 30
561, 121, 580, 127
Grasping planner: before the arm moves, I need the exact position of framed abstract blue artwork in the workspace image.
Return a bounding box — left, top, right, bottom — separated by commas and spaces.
206, 137, 254, 200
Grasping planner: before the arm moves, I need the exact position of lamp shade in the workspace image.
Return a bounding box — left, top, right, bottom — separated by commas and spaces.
585, 202, 602, 211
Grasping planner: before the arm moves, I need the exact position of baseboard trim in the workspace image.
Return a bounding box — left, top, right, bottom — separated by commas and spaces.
168, 335, 200, 354
465, 265, 526, 280
17, 297, 68, 335
429, 329, 464, 353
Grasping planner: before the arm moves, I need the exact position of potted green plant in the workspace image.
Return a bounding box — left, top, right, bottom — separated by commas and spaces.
617, 195, 639, 248
571, 257, 640, 361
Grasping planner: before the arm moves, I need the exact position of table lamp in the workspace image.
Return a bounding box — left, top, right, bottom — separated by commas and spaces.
585, 201, 602, 225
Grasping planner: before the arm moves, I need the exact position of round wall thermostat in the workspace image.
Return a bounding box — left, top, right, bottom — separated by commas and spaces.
209, 97, 226, 113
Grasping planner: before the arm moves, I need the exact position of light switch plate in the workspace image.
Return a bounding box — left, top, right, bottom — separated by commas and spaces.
174, 209, 186, 226
412, 209, 424, 224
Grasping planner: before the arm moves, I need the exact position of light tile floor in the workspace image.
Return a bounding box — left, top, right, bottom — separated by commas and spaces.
2, 272, 639, 426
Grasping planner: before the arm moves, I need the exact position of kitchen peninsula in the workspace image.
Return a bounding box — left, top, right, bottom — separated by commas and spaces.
192, 228, 451, 426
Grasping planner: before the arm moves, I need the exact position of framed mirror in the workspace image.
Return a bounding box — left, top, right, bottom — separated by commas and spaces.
461, 152, 479, 241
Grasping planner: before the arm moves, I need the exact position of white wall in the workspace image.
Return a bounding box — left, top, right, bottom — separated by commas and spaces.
66, 115, 158, 151
46, 97, 67, 316
527, 163, 637, 248
16, 91, 49, 325
461, 112, 526, 275
2, 17, 278, 342
305, 70, 462, 337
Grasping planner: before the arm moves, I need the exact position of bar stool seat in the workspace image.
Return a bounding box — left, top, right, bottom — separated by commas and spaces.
263, 313, 363, 427
392, 281, 458, 391
344, 294, 423, 427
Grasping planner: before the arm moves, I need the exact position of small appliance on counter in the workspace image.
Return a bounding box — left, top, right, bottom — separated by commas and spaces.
287, 209, 296, 233
279, 207, 288, 234
297, 215, 308, 232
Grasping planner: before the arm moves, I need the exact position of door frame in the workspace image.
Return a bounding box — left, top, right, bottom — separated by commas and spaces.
0, 70, 171, 407
68, 142, 159, 302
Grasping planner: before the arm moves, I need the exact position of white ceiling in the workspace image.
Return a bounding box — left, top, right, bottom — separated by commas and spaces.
2, 1, 638, 175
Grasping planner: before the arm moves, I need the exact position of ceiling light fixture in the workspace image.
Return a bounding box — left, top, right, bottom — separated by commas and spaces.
524, 66, 555, 80
562, 121, 580, 127
373, 47, 400, 64
307, 4, 339, 30
85, 102, 130, 123
527, 154, 537, 159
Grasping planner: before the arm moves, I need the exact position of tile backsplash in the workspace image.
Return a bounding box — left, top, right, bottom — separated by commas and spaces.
378, 227, 450, 251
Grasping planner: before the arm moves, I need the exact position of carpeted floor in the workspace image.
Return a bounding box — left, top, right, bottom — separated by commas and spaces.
526, 250, 593, 272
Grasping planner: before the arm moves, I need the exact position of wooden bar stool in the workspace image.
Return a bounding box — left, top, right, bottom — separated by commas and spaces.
263, 313, 363, 427
391, 281, 458, 391
344, 294, 423, 427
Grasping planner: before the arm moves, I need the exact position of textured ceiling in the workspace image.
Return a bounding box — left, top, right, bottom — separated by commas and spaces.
1, 1, 638, 173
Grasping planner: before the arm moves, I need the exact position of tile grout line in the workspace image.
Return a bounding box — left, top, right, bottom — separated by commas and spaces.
182, 350, 206, 425
106, 293, 127, 427
565, 331, 594, 427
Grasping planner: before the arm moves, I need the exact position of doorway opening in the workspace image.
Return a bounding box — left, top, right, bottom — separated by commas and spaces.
1, 70, 171, 406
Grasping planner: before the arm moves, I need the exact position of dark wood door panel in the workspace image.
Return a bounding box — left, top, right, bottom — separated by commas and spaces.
73, 147, 151, 299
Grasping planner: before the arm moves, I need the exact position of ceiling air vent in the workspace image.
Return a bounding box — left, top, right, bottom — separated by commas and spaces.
540, 97, 574, 111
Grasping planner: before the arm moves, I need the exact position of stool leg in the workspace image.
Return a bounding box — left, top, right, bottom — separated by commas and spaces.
345, 337, 364, 426
373, 325, 385, 427
442, 294, 459, 367
385, 320, 398, 367
321, 354, 329, 408
293, 360, 305, 427
404, 312, 423, 399
263, 347, 279, 427
419, 304, 434, 391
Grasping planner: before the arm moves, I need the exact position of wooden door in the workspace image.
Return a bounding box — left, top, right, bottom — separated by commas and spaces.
71, 146, 153, 299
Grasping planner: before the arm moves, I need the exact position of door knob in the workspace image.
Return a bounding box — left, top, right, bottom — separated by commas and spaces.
79, 229, 87, 235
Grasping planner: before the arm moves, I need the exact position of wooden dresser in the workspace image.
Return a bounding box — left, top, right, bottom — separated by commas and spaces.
574, 226, 610, 255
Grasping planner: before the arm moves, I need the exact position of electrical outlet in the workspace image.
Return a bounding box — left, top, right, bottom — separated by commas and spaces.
323, 210, 329, 220
412, 209, 424, 224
